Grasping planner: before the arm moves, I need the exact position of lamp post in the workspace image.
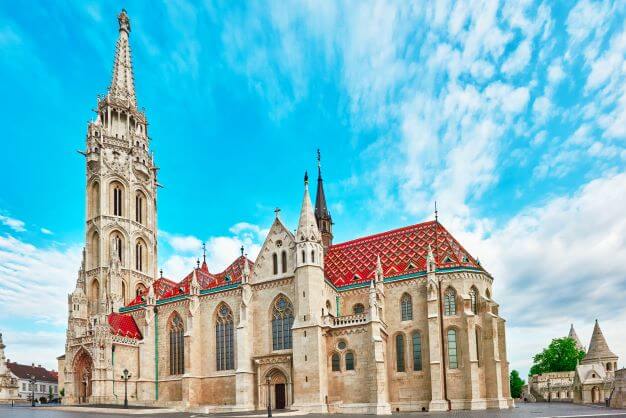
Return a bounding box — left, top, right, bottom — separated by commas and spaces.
28, 375, 36, 407
121, 369, 132, 409
266, 377, 272, 417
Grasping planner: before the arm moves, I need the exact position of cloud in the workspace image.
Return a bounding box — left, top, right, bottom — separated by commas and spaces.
160, 222, 265, 280
0, 214, 26, 232
0, 234, 81, 326
1, 330, 66, 371
460, 172, 626, 376
40, 228, 53, 235
501, 40, 532, 75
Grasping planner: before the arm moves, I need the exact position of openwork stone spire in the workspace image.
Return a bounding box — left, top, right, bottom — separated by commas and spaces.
108, 9, 137, 108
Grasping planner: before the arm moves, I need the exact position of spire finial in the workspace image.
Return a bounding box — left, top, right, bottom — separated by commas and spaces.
202, 242, 206, 263
196, 258, 200, 269
160, 269, 163, 278
274, 207, 281, 218
317, 149, 321, 175
304, 170, 309, 185
118, 9, 130, 33
434, 201, 438, 222
240, 245, 244, 257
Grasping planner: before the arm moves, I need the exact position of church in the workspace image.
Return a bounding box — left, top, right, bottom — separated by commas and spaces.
58, 10, 513, 414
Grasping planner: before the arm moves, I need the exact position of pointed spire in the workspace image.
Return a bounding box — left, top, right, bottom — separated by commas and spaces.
296, 173, 321, 243
108, 9, 137, 107
568, 324, 585, 351
582, 319, 617, 364
242, 255, 250, 284
375, 255, 384, 282
190, 268, 200, 295
314, 149, 333, 248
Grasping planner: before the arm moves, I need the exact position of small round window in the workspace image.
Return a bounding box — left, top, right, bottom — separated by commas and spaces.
338, 341, 347, 350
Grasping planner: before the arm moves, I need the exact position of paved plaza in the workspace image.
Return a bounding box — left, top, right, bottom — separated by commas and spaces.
1, 403, 626, 418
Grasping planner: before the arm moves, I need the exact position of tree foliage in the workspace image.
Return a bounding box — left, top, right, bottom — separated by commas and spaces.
510, 369, 525, 398
529, 337, 586, 375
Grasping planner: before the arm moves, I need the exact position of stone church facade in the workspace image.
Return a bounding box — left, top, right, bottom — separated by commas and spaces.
59, 10, 513, 413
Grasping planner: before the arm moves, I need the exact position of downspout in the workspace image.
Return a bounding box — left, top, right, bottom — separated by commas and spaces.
154, 306, 159, 401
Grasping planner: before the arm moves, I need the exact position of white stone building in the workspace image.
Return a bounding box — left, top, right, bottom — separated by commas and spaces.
58, 10, 513, 413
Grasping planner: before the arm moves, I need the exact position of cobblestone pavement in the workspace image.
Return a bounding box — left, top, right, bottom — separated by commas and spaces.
1, 403, 625, 418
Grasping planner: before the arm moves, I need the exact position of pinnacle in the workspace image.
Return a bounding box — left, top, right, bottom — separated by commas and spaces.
582, 320, 617, 364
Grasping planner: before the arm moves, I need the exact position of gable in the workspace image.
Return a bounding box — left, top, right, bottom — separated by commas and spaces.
251, 217, 295, 283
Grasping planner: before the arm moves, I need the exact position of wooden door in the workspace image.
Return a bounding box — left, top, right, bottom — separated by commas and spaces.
275, 383, 286, 409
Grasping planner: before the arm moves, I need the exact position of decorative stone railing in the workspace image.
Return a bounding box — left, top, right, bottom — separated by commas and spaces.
323, 313, 368, 328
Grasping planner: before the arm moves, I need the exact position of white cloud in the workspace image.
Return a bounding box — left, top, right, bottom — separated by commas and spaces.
459, 172, 626, 376
40, 228, 53, 235
160, 232, 202, 253
501, 40, 532, 75
1, 330, 65, 371
532, 96, 552, 122
0, 215, 26, 232
0, 234, 81, 326
547, 60, 565, 85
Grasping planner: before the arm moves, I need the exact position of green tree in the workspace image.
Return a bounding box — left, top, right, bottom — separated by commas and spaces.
510, 370, 525, 398
529, 337, 585, 375
48, 385, 53, 401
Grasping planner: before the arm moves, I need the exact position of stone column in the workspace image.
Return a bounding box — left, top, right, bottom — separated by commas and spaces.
427, 280, 448, 411
235, 287, 255, 411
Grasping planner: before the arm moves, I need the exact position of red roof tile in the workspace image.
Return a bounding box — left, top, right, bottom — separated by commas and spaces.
108, 312, 142, 339
6, 362, 58, 382
325, 221, 481, 287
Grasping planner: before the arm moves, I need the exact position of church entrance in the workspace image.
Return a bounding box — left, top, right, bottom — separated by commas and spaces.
73, 350, 93, 404
592, 386, 600, 403
275, 383, 286, 410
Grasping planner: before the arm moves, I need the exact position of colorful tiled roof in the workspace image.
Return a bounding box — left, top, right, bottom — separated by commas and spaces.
325, 221, 482, 287
108, 312, 142, 339
124, 256, 254, 307
6, 362, 58, 382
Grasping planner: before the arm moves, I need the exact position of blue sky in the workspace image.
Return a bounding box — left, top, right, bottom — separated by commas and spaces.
0, 1, 625, 377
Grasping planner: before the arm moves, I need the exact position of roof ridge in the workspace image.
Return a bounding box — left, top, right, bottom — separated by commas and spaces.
330, 220, 437, 249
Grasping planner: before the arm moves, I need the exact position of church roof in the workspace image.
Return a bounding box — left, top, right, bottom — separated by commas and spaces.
582, 320, 617, 363
124, 256, 255, 307
325, 220, 482, 287
108, 312, 142, 339
6, 362, 58, 383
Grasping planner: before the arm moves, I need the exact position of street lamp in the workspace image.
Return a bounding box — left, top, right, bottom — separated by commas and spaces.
28, 375, 37, 407
266, 377, 272, 418
120, 369, 132, 409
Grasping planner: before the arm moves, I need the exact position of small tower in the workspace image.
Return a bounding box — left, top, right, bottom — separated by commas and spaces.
314, 150, 333, 250
581, 320, 618, 372
568, 324, 585, 352
292, 172, 328, 413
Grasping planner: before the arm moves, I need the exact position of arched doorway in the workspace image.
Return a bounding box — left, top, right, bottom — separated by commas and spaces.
264, 368, 291, 410
74, 350, 93, 404
591, 386, 600, 403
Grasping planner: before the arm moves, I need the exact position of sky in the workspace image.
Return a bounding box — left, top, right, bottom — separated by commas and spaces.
0, 1, 625, 379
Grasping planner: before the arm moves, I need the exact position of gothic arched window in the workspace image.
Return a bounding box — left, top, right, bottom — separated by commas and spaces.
135, 240, 145, 272
135, 283, 146, 297
121, 281, 127, 305
169, 314, 185, 375
272, 253, 278, 275
135, 191, 146, 225
353, 303, 365, 315
447, 329, 458, 369
396, 334, 405, 372
90, 231, 100, 269
271, 296, 294, 350
112, 233, 123, 264
89, 182, 100, 219
444, 287, 456, 316
345, 351, 355, 370
301, 250, 306, 263
311, 250, 315, 263
469, 287, 478, 314
412, 332, 422, 371
331, 353, 340, 371
216, 304, 234, 371
112, 183, 123, 216
281, 250, 287, 273
401, 293, 413, 321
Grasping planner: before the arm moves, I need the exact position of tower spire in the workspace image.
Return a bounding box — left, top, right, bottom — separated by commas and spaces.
568, 324, 585, 352
581, 319, 618, 365
314, 149, 333, 249
108, 9, 137, 107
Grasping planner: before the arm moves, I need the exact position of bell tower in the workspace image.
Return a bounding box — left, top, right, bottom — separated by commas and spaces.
81, 9, 158, 316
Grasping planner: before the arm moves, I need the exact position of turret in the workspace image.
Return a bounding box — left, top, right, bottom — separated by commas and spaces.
568, 324, 585, 352
314, 150, 333, 250
581, 320, 618, 371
